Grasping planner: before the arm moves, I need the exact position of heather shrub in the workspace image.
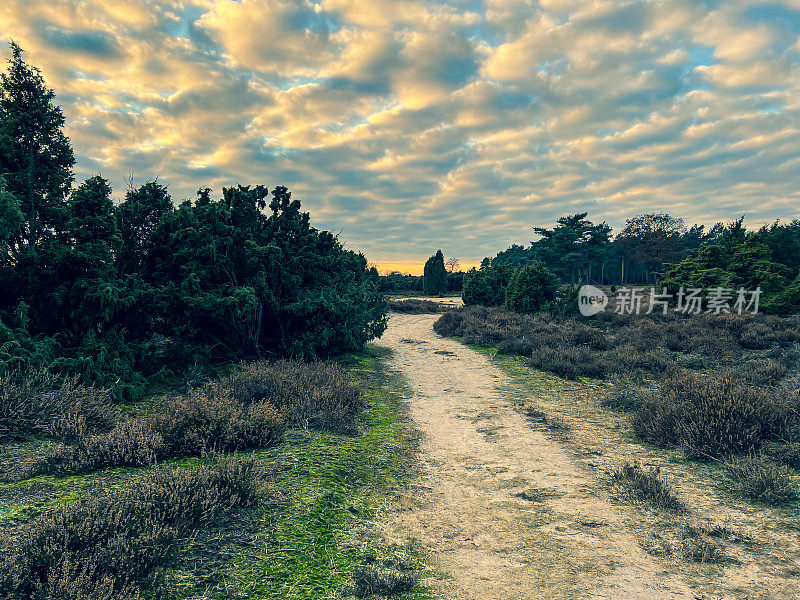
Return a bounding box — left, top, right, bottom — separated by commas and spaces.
33, 381, 284, 476
0, 372, 117, 442
735, 359, 789, 386
632, 373, 786, 457
38, 420, 165, 476
737, 322, 777, 349
726, 455, 797, 505
528, 346, 605, 379
431, 309, 465, 338
387, 299, 449, 313
150, 387, 283, 456
601, 382, 651, 413
762, 438, 800, 469
0, 459, 259, 599
611, 461, 685, 511
347, 565, 417, 598
214, 360, 363, 431
606, 344, 675, 375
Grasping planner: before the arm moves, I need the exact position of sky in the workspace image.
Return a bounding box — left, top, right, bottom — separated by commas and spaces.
2, 0, 800, 274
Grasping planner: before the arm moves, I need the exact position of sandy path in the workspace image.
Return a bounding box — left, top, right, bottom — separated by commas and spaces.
376, 313, 695, 600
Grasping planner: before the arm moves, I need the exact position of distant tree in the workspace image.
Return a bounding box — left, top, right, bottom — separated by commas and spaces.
445, 256, 460, 272
491, 243, 534, 268
531, 213, 613, 283
462, 264, 513, 307
447, 270, 463, 292
0, 43, 74, 253
615, 213, 686, 283
423, 250, 448, 296
505, 260, 559, 313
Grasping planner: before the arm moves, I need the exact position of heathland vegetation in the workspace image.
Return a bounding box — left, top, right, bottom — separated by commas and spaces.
431, 209, 800, 507
4, 37, 800, 599
0, 43, 386, 402
0, 45, 420, 600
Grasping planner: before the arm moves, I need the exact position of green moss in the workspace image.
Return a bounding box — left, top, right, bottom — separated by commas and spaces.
221, 346, 431, 599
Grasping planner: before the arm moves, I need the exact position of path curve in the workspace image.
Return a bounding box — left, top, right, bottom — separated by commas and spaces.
376, 313, 695, 600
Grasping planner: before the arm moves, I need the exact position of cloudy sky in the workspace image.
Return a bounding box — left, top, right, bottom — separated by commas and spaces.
3, 1, 800, 273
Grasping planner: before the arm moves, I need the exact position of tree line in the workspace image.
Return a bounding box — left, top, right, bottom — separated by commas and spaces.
0, 44, 386, 401
464, 212, 800, 314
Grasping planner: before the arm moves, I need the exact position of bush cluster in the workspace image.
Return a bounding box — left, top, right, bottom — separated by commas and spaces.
434, 306, 800, 381
27, 360, 360, 477
386, 299, 451, 313
611, 461, 685, 511
437, 306, 800, 499
726, 455, 798, 505
0, 459, 259, 600
0, 372, 117, 443
212, 359, 363, 431
631, 373, 790, 458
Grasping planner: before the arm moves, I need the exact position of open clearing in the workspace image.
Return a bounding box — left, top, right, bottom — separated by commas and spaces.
376, 312, 800, 600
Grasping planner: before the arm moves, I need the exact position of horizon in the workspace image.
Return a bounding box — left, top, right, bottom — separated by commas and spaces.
3, 0, 800, 266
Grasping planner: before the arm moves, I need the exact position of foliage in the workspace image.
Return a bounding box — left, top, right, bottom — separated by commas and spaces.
27, 360, 360, 477
543, 283, 581, 316
377, 272, 423, 293
726, 455, 797, 505
615, 213, 687, 282
611, 461, 685, 511
504, 260, 560, 313
0, 42, 74, 253
386, 299, 452, 313
433, 306, 800, 382
531, 213, 613, 283
0, 459, 260, 600
461, 264, 512, 307
631, 373, 788, 458
0, 371, 117, 442
0, 47, 386, 401
422, 250, 448, 296
658, 220, 800, 314
211, 359, 364, 432
226, 349, 427, 600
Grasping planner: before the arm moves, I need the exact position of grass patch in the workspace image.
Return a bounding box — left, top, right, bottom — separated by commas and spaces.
219, 346, 431, 599
726, 455, 798, 505
0, 347, 431, 599
611, 461, 686, 512
0, 457, 260, 599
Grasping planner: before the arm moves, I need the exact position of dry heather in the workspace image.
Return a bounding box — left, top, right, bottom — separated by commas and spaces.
0, 458, 259, 600
0, 372, 118, 443
387, 298, 453, 313
7, 360, 362, 478
435, 306, 800, 498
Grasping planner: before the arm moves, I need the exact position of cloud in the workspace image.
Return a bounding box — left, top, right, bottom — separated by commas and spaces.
1, 0, 799, 268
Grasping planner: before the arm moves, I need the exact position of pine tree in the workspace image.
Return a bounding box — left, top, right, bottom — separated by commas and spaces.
0, 42, 74, 253
423, 250, 448, 296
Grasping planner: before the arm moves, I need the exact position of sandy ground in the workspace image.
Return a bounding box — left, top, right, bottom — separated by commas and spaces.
375, 313, 697, 600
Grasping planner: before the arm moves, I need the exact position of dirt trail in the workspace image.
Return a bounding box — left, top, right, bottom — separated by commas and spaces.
376, 313, 696, 600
